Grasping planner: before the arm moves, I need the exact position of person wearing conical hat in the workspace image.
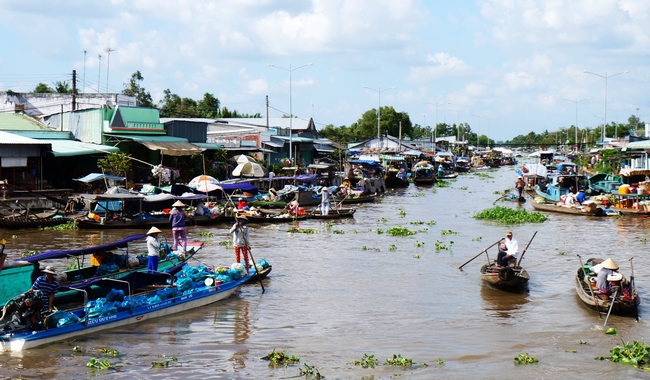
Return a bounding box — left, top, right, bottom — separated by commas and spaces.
229, 215, 250, 276
596, 258, 619, 294
169, 200, 187, 255
146, 226, 163, 272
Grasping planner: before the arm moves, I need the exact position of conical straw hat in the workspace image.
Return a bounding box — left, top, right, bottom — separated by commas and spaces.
601, 258, 618, 270
147, 226, 162, 235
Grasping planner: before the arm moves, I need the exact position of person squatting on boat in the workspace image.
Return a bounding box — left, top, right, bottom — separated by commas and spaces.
592, 258, 619, 294
497, 231, 519, 267
146, 227, 163, 272
319, 186, 331, 215
29, 266, 59, 313
230, 215, 250, 276
169, 200, 187, 255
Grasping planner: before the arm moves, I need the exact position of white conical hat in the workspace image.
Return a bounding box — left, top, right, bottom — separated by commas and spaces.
147, 226, 162, 235
172, 200, 186, 208
601, 258, 619, 270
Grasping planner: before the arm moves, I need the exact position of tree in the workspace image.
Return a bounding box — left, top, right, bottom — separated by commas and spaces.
159, 89, 198, 118
34, 83, 53, 93
97, 152, 132, 184
53, 80, 73, 93
122, 71, 154, 108
196, 93, 220, 118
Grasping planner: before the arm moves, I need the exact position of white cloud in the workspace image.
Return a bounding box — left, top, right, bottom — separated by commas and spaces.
407, 52, 469, 82
503, 71, 537, 91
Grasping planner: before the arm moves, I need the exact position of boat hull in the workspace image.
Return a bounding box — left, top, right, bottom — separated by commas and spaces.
530, 199, 604, 216
574, 266, 639, 316
480, 264, 529, 290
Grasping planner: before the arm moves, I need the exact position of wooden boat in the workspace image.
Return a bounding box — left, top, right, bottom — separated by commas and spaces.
455, 157, 471, 173
530, 198, 604, 216
412, 161, 435, 185
75, 211, 224, 229
479, 262, 529, 290
500, 193, 525, 203
308, 208, 356, 219
247, 265, 272, 282
244, 214, 308, 223
0, 234, 203, 307
0, 264, 250, 351
0, 209, 70, 230
574, 258, 639, 316
335, 194, 378, 204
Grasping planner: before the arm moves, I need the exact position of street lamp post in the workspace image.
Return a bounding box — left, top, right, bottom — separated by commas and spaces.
484, 115, 497, 149
584, 70, 629, 145
425, 102, 449, 148
470, 114, 486, 148
562, 97, 590, 150
363, 86, 396, 150
268, 62, 313, 163
448, 107, 467, 142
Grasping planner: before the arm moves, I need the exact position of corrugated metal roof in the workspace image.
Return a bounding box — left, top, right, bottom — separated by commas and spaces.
0, 113, 51, 131
0, 130, 51, 145
42, 140, 120, 157
624, 140, 650, 150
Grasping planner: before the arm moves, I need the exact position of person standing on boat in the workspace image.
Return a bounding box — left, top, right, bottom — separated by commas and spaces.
319, 186, 331, 215
169, 200, 187, 255
515, 176, 525, 199
229, 215, 250, 276
29, 266, 59, 313
146, 226, 163, 272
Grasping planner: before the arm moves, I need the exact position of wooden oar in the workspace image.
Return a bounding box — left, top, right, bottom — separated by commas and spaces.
629, 257, 638, 321
458, 239, 502, 270
604, 287, 618, 327
577, 254, 601, 318
515, 231, 538, 267
238, 224, 265, 293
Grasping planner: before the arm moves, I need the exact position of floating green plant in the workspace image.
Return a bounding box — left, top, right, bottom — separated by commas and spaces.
386, 227, 415, 236
353, 353, 379, 368
378, 217, 388, 223
43, 220, 78, 231
19, 250, 39, 259
287, 227, 316, 234
434, 240, 454, 251
332, 229, 345, 234
434, 181, 450, 188
362, 246, 380, 251
96, 347, 119, 357
428, 220, 436, 225
326, 221, 333, 229
262, 349, 300, 366
151, 357, 178, 368
409, 220, 425, 225
473, 206, 547, 224
640, 237, 647, 243
459, 186, 468, 190
397, 208, 406, 217
298, 363, 323, 378
440, 230, 458, 235
385, 354, 413, 366
413, 254, 420, 259
472, 237, 483, 241
218, 239, 233, 249
389, 244, 397, 251
86, 358, 112, 370
595, 337, 650, 368
415, 240, 424, 248
437, 358, 444, 365
514, 353, 538, 364
196, 231, 213, 237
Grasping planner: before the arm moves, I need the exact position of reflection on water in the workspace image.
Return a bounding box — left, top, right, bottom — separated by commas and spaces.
229, 301, 250, 370
480, 283, 529, 319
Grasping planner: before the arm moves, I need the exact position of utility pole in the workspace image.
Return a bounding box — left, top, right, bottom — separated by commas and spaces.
72, 70, 77, 111
97, 54, 102, 93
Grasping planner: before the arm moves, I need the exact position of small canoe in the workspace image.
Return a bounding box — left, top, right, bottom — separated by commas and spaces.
0, 216, 70, 229
335, 194, 378, 204
530, 199, 604, 216
479, 262, 529, 290
244, 214, 309, 223
574, 259, 640, 316
308, 208, 356, 219
75, 212, 224, 229
247, 265, 272, 282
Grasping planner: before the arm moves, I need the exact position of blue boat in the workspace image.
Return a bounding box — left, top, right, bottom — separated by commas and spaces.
536, 174, 589, 202
0, 264, 254, 352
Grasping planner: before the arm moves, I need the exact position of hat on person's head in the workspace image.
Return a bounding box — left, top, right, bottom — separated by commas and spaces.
601, 258, 619, 270
147, 226, 162, 235
322, 186, 329, 191
237, 215, 248, 222
172, 200, 186, 208
42, 266, 56, 275
506, 230, 513, 236
517, 176, 523, 179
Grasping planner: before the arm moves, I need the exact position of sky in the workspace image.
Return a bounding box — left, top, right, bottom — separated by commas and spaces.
0, 0, 648, 142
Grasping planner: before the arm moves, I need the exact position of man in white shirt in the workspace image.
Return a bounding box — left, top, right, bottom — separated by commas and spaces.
503, 231, 519, 264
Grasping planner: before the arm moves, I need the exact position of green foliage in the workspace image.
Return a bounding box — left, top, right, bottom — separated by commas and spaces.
19, 250, 39, 258
440, 230, 458, 235
34, 82, 53, 93
434, 240, 454, 251
376, 229, 383, 234
43, 220, 78, 231
386, 227, 415, 236
434, 181, 450, 188
332, 229, 345, 234
53, 80, 74, 93
473, 206, 547, 224
97, 152, 132, 179
298, 363, 323, 379
151, 357, 178, 368
397, 208, 406, 217
437, 358, 444, 365
389, 244, 397, 251
287, 227, 316, 234
596, 338, 650, 368
415, 240, 424, 248
514, 353, 538, 364
413, 254, 420, 258
122, 71, 154, 107
384, 354, 413, 366
262, 349, 300, 366
96, 347, 119, 357
86, 357, 112, 370
218, 239, 233, 249
353, 353, 379, 368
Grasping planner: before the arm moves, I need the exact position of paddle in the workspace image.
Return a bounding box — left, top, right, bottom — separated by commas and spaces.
458, 239, 502, 270
577, 254, 602, 318
238, 223, 265, 293
629, 257, 639, 321
515, 231, 538, 267
604, 287, 618, 327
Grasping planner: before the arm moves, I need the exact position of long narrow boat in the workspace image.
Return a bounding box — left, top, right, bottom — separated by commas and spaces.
308, 208, 356, 219
479, 262, 529, 290
0, 216, 70, 230
244, 214, 308, 223
75, 211, 224, 229
0, 264, 250, 351
334, 194, 378, 204
530, 198, 604, 216
574, 258, 639, 316
0, 234, 202, 306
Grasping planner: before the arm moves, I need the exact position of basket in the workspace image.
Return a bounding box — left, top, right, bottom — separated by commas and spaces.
638, 181, 650, 192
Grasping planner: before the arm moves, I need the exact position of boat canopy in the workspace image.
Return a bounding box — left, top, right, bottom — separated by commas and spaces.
347, 160, 383, 169
74, 173, 126, 183
19, 234, 146, 263
522, 164, 548, 177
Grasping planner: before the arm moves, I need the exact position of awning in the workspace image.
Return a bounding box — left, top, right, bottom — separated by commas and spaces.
106, 134, 203, 156
263, 140, 284, 148
623, 140, 650, 151
193, 142, 223, 150
75, 173, 126, 183
41, 139, 120, 157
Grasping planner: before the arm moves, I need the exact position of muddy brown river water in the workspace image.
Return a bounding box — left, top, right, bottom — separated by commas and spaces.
1, 166, 649, 379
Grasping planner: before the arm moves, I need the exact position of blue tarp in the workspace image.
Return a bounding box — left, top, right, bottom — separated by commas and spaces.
19, 234, 146, 263
217, 182, 259, 195
347, 160, 383, 169
74, 173, 126, 183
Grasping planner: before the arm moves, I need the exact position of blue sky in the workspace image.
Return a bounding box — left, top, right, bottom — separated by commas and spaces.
0, 0, 648, 141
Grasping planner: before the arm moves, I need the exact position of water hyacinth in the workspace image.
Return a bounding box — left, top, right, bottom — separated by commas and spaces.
473, 206, 547, 224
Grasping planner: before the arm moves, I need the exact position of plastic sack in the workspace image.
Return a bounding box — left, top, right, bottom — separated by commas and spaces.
257, 259, 270, 269
106, 288, 125, 302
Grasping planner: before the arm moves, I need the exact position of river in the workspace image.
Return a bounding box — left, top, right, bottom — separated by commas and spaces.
1, 165, 649, 379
